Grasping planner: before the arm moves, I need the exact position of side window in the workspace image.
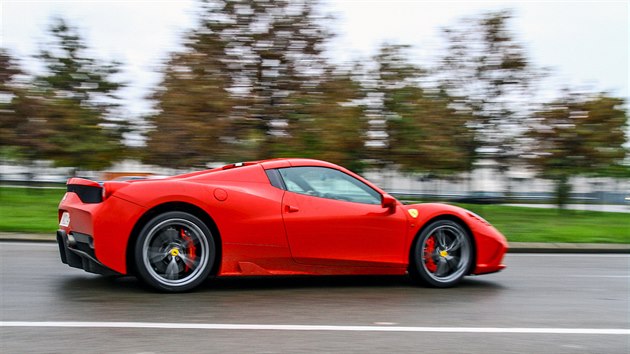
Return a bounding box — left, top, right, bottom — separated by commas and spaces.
265, 169, 286, 190
278, 167, 381, 205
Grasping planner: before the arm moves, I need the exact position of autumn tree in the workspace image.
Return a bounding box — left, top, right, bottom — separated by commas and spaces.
32, 18, 126, 170
0, 49, 60, 165
367, 44, 476, 175
145, 0, 335, 167
386, 87, 476, 175
272, 69, 367, 172
438, 10, 538, 174
526, 93, 628, 207
220, 0, 333, 159
0, 49, 27, 155
143, 23, 241, 168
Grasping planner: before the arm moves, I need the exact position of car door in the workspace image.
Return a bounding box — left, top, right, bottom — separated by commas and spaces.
278, 166, 408, 268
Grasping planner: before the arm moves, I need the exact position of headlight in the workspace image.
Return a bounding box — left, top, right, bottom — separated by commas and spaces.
467, 211, 490, 225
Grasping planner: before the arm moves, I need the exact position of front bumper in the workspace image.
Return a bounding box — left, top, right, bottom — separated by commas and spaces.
56, 230, 119, 276
472, 225, 508, 275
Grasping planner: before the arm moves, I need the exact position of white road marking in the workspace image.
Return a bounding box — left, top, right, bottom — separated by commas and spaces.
568, 275, 629, 278
1, 321, 628, 335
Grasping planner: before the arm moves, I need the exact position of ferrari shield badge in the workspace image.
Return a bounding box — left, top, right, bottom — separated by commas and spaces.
408, 209, 418, 218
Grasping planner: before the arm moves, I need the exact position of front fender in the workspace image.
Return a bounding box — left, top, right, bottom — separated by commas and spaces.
403, 203, 507, 274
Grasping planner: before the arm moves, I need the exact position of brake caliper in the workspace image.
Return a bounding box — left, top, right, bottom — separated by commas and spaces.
424, 236, 437, 272
180, 229, 196, 272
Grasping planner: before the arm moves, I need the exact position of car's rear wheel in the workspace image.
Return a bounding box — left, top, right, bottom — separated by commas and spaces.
134, 211, 215, 292
410, 219, 472, 287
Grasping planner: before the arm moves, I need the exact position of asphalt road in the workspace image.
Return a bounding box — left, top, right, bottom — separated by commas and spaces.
1, 242, 628, 354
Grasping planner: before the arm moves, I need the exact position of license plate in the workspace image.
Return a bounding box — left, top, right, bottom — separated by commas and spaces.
59, 212, 70, 227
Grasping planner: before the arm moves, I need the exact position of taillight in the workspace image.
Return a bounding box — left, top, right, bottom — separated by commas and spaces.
66, 178, 102, 203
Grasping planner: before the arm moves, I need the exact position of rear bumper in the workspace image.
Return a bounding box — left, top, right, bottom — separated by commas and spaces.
56, 230, 119, 276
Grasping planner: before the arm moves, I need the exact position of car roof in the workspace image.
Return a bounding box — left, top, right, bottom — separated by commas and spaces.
258, 158, 340, 170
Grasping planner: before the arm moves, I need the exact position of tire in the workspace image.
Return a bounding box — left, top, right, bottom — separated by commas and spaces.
134, 211, 215, 292
409, 219, 472, 288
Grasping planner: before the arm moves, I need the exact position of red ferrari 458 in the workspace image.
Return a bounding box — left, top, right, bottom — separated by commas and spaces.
56, 158, 507, 292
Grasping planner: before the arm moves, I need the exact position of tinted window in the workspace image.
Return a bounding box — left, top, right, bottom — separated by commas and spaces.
278, 167, 381, 204
265, 169, 286, 190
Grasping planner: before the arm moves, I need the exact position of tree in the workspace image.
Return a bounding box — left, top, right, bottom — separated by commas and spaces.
219, 0, 333, 158
272, 69, 367, 172
0, 49, 27, 154
526, 93, 628, 207
0, 49, 58, 164
32, 18, 126, 170
386, 87, 476, 175
143, 24, 242, 168
438, 10, 539, 174
145, 0, 335, 167
366, 44, 476, 175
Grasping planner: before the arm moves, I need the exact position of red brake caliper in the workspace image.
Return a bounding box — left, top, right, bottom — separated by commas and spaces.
424, 236, 437, 272
180, 229, 196, 272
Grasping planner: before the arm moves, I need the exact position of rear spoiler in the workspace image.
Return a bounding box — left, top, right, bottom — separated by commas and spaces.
66, 178, 103, 203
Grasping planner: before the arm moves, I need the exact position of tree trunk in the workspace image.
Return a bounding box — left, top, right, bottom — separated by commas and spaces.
555, 176, 571, 209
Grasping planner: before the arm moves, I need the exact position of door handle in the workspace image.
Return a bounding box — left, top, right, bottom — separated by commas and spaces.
285, 205, 300, 213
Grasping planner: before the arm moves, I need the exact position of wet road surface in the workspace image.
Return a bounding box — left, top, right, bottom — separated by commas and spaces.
1, 242, 628, 353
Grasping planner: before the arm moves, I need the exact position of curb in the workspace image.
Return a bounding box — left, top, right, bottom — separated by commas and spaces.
1, 232, 628, 254
0, 233, 56, 242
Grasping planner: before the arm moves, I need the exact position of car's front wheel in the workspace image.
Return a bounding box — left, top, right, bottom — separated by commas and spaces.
410, 219, 472, 287
134, 211, 215, 292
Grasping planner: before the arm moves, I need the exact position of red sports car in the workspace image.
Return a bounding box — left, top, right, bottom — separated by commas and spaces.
56, 158, 507, 292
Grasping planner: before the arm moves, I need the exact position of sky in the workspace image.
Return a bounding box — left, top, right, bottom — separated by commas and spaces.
1, 0, 628, 117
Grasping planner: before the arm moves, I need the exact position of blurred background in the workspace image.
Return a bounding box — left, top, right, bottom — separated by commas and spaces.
2, 5, 628, 352
1, 1, 629, 226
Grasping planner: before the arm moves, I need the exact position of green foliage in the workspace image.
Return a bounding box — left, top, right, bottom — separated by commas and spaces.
272, 71, 367, 172
386, 86, 475, 175
1, 19, 126, 170
144, 0, 335, 166
33, 19, 126, 170
37, 19, 122, 102
38, 98, 124, 169
0, 49, 28, 151
1, 5, 627, 194
370, 44, 476, 175
438, 10, 537, 170
143, 30, 239, 168
526, 93, 628, 206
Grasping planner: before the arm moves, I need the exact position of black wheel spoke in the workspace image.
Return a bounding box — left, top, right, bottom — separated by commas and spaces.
437, 230, 447, 248
447, 236, 462, 252
435, 258, 449, 277
148, 248, 166, 263
445, 255, 459, 270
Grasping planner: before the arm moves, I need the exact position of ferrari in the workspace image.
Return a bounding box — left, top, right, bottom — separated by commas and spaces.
56, 158, 507, 292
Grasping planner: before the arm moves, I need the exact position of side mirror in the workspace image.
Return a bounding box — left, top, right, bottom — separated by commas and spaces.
381, 194, 397, 211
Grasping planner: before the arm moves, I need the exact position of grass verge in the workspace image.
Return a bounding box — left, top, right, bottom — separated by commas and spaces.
455, 203, 629, 244
0, 186, 65, 233
0, 187, 628, 243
